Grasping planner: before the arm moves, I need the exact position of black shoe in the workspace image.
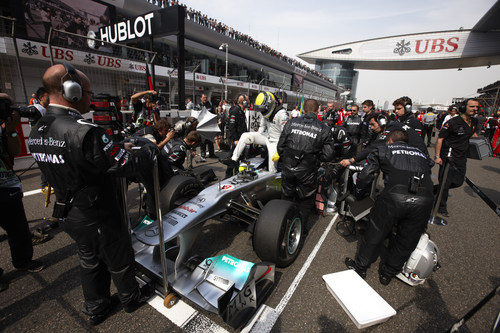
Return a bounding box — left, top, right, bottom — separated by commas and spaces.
379, 272, 393, 286
0, 280, 8, 292
88, 295, 120, 326
15, 260, 45, 273
47, 217, 60, 229
438, 208, 449, 217
0, 267, 7, 292
345, 257, 367, 279
123, 284, 154, 313
32, 230, 51, 246
220, 157, 237, 167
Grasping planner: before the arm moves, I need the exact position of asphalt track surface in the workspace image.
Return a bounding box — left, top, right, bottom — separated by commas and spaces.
1, 140, 499, 332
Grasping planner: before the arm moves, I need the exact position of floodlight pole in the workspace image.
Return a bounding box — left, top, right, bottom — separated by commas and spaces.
219, 43, 229, 101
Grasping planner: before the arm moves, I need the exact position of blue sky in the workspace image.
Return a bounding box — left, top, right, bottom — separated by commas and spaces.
182, 0, 499, 105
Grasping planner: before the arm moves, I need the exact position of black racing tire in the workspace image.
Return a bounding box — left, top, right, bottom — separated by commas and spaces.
253, 199, 304, 268
160, 175, 203, 212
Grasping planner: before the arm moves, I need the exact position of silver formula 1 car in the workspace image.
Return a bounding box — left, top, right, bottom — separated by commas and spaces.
130, 157, 304, 328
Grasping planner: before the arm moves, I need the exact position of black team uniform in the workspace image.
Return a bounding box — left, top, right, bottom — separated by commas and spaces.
436, 115, 478, 214
277, 112, 335, 225
225, 103, 247, 177
343, 113, 362, 149
322, 108, 338, 127
352, 121, 428, 164
29, 105, 155, 323
397, 112, 424, 138
347, 139, 434, 285
162, 137, 189, 170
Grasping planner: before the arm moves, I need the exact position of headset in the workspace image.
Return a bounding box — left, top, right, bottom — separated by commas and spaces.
458, 98, 471, 113
61, 63, 82, 102
400, 96, 412, 113
377, 113, 388, 126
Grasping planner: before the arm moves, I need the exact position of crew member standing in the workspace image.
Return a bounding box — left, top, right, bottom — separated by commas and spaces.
224, 95, 249, 177
0, 93, 45, 286
321, 102, 339, 127
19, 87, 51, 192
277, 99, 335, 228
345, 130, 434, 285
29, 64, 155, 325
394, 96, 424, 138
340, 111, 428, 168
130, 90, 159, 124
342, 104, 363, 151
442, 104, 458, 128
422, 107, 437, 147
360, 99, 376, 146
20, 87, 49, 127
197, 94, 217, 161
434, 98, 479, 217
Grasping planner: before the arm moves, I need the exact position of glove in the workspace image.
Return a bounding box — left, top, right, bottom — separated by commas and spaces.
272, 152, 280, 162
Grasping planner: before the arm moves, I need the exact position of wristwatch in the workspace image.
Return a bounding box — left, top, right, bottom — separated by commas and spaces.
434, 155, 440, 159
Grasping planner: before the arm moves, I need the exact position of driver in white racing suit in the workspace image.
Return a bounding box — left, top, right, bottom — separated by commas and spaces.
221, 91, 288, 173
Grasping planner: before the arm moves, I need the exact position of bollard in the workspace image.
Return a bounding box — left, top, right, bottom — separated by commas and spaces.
153, 156, 177, 308
428, 150, 452, 226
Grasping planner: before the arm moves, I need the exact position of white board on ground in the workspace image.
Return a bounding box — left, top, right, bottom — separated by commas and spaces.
323, 270, 396, 329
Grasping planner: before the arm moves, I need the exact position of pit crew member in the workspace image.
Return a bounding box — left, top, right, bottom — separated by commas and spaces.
345, 130, 434, 285
28, 64, 156, 325
277, 98, 335, 227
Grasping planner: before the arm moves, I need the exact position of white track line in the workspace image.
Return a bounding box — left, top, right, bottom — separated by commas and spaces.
244, 213, 339, 333
148, 295, 228, 333
23, 189, 41, 197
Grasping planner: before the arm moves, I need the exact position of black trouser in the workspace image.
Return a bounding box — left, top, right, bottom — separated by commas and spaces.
348, 136, 360, 156
64, 207, 139, 316
281, 166, 318, 222
224, 141, 238, 178
40, 172, 48, 188
423, 125, 433, 146
355, 187, 433, 276
200, 139, 214, 158
437, 158, 466, 210
0, 188, 33, 268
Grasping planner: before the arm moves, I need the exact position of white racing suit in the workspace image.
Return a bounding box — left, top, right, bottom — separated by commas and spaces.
231, 108, 289, 172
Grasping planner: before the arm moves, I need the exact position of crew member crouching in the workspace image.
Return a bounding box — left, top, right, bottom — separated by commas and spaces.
161, 130, 201, 171
345, 130, 434, 285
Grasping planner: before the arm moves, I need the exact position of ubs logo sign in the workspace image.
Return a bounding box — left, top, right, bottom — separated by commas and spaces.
393, 37, 460, 56
394, 39, 411, 56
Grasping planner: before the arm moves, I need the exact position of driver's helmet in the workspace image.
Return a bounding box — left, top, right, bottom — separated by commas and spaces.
397, 233, 440, 285
254, 91, 277, 119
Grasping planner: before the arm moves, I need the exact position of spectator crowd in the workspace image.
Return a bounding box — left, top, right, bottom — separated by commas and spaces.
146, 0, 334, 85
